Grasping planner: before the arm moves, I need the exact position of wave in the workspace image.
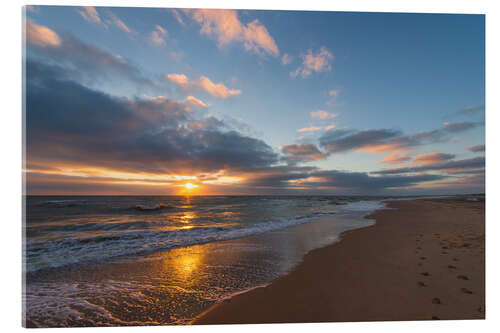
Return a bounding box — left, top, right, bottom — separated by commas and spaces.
133, 203, 174, 212
25, 214, 327, 273
39, 200, 86, 208
26, 198, 386, 274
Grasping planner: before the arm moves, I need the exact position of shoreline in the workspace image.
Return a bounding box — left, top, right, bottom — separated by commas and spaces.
193, 197, 485, 324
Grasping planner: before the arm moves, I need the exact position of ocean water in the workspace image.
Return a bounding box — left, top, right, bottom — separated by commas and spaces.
23, 195, 388, 327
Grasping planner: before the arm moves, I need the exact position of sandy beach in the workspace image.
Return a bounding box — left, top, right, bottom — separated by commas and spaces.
193, 198, 485, 324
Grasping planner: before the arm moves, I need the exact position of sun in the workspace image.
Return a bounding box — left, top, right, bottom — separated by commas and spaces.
184, 182, 198, 190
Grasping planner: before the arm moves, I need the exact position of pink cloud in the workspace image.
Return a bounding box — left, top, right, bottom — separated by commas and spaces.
186, 9, 279, 57
291, 46, 333, 78
106, 11, 133, 35
297, 126, 323, 133
166, 73, 241, 99
78, 7, 103, 25
149, 25, 167, 46
170, 9, 185, 25
26, 20, 61, 47
378, 152, 413, 165
166, 73, 189, 86
185, 96, 208, 108
197, 76, 241, 98
282, 144, 326, 161
310, 110, 338, 120
413, 152, 455, 165
281, 53, 293, 65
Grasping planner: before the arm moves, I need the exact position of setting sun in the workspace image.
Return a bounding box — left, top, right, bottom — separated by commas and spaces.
184, 182, 198, 190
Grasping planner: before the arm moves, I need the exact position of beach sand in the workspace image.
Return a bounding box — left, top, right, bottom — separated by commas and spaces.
193, 198, 485, 324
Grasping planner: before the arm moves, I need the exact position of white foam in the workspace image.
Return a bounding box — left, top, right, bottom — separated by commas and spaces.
340, 200, 386, 213
26, 215, 324, 273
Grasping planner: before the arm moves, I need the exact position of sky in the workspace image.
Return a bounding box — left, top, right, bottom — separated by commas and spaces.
23, 5, 485, 195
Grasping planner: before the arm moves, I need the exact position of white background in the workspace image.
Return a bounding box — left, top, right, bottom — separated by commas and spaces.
1, 0, 498, 332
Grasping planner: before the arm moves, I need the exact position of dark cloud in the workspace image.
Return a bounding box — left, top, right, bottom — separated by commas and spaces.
456, 105, 485, 116
319, 129, 401, 153
281, 144, 327, 162
246, 168, 446, 192
468, 144, 485, 153
319, 122, 482, 155
443, 121, 482, 133
372, 157, 485, 175
26, 60, 278, 175
305, 170, 445, 190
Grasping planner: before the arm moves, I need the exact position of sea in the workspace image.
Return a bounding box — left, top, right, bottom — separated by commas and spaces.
23, 195, 407, 327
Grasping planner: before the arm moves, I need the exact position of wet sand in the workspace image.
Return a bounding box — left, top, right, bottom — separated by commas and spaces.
193, 198, 485, 324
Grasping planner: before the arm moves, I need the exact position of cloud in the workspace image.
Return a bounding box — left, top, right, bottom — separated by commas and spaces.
328, 89, 340, 97
248, 168, 445, 192
320, 129, 401, 153
77, 6, 103, 26
106, 11, 134, 35
319, 121, 482, 156
297, 126, 324, 133
185, 9, 279, 57
281, 144, 326, 162
170, 9, 185, 25
443, 121, 482, 133
303, 170, 445, 190
413, 152, 455, 165
26, 61, 277, 177
150, 31, 165, 46
25, 62, 477, 195
281, 53, 293, 65
468, 144, 485, 153
26, 23, 156, 90
310, 110, 338, 120
26, 20, 61, 47
155, 25, 167, 35
185, 95, 208, 108
166, 73, 241, 98
379, 152, 412, 165
456, 105, 484, 116
197, 76, 241, 98
372, 157, 485, 175
166, 73, 189, 86
149, 25, 168, 46
291, 46, 333, 78
242, 19, 280, 57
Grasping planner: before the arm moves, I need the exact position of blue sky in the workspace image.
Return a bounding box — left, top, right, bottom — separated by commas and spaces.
24, 6, 485, 195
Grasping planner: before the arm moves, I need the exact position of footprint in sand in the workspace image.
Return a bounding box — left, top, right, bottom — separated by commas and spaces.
461, 288, 473, 294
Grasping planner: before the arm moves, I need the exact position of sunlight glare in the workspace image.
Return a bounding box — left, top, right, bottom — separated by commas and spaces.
184, 182, 198, 190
